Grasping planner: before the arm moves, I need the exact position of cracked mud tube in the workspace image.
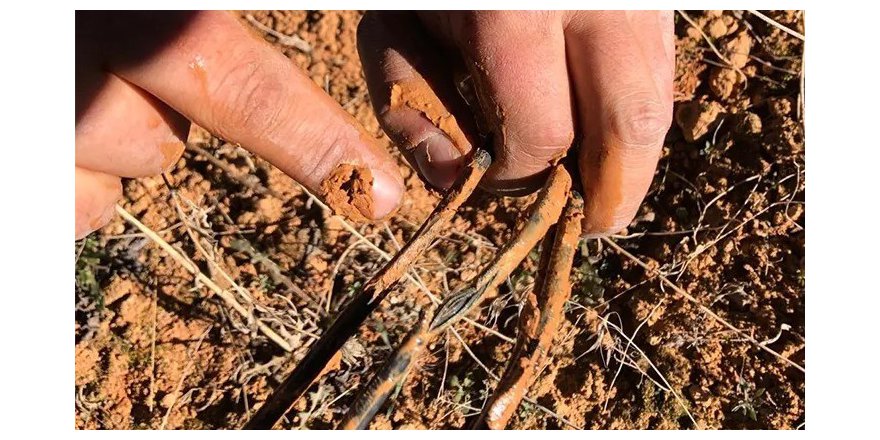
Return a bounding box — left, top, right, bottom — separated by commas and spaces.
474, 193, 584, 430
244, 149, 491, 429
338, 165, 572, 429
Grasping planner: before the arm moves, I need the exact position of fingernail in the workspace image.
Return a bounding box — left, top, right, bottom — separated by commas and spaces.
77, 203, 116, 240
412, 133, 463, 189
158, 140, 186, 172
370, 168, 404, 220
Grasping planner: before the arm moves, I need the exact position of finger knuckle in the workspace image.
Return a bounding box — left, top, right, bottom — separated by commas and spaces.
503, 119, 574, 161
532, 118, 576, 149
211, 51, 288, 141
607, 92, 672, 149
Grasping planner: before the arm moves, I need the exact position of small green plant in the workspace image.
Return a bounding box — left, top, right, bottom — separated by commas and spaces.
509, 267, 532, 293
258, 273, 275, 291
76, 236, 105, 309
516, 400, 537, 421
732, 376, 765, 421
448, 373, 476, 406
570, 258, 605, 306
527, 246, 541, 263
344, 280, 363, 298
443, 248, 462, 267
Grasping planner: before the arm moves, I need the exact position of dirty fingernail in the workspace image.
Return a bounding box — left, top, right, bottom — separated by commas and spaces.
77, 202, 117, 240
371, 169, 404, 220
412, 133, 463, 189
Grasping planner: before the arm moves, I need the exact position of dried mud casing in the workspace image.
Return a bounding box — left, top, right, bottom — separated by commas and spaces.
342, 167, 574, 430
430, 164, 572, 336
337, 315, 430, 430
242, 150, 490, 430
475, 192, 584, 430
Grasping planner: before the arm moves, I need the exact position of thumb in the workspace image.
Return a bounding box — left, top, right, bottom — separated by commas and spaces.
357, 11, 477, 191
88, 11, 404, 220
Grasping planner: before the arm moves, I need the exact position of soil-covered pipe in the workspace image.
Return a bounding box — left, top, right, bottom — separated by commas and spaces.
429, 164, 572, 334
338, 315, 431, 430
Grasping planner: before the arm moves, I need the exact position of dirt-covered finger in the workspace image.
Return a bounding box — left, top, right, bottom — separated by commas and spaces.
80, 11, 404, 220
75, 166, 123, 239
75, 72, 189, 178
358, 11, 478, 190
418, 11, 575, 195
566, 12, 672, 236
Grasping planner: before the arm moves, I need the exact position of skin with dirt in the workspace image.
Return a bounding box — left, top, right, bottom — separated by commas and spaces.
76, 10, 804, 430
321, 164, 376, 222
390, 79, 473, 155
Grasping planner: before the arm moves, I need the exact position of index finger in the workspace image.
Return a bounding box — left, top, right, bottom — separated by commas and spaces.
79, 11, 404, 220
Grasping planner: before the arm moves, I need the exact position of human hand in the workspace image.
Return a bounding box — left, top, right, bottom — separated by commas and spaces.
357, 11, 674, 236
76, 11, 404, 239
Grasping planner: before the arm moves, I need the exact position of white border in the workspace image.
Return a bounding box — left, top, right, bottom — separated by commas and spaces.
3, 1, 879, 436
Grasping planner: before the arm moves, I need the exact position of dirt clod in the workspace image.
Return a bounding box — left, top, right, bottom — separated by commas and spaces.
723, 31, 753, 69
709, 67, 746, 100
321, 163, 374, 222
675, 97, 724, 142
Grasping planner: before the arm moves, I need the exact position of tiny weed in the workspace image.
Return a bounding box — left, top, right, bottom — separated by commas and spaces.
448, 373, 475, 406
571, 258, 605, 306
76, 236, 105, 310
258, 273, 275, 291
732, 375, 765, 421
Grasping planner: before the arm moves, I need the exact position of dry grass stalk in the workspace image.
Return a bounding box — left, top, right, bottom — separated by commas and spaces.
159, 325, 212, 429
114, 204, 293, 352
746, 10, 805, 41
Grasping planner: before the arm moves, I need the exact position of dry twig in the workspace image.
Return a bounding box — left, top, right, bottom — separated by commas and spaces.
244, 14, 312, 52
747, 10, 805, 41
159, 326, 212, 429
601, 237, 805, 373
115, 204, 293, 351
